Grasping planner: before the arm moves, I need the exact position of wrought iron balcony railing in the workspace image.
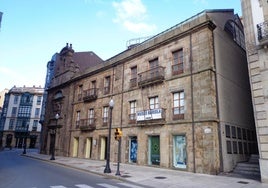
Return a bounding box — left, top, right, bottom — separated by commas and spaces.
172, 63, 184, 76
129, 78, 137, 88
138, 66, 165, 87
83, 88, 98, 102
257, 20, 268, 45
128, 113, 136, 123
79, 118, 96, 131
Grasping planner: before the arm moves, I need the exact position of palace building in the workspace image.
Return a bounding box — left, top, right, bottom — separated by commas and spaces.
40, 9, 256, 175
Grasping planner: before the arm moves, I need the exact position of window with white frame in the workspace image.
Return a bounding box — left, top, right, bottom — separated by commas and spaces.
103, 106, 109, 124
33, 120, 38, 131
14, 95, 19, 104
76, 111, 80, 127
36, 96, 42, 105
129, 101, 136, 120
173, 91, 184, 119
149, 96, 159, 109
88, 108, 94, 125
35, 108, 40, 117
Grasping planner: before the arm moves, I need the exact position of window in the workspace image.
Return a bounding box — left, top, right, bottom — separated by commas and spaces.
36, 96, 42, 105
227, 140, 232, 154
149, 59, 159, 78
238, 141, 243, 154
78, 85, 83, 101
233, 141, 238, 154
103, 106, 109, 125
32, 120, 38, 131
232, 126, 236, 138
11, 107, 17, 117
172, 49, 184, 75
149, 96, 159, 109
88, 108, 94, 125
91, 80, 96, 89
76, 111, 80, 128
237, 127, 242, 139
18, 106, 31, 117
104, 76, 111, 95
129, 101, 136, 121
149, 58, 159, 68
224, 20, 245, 50
9, 119, 15, 130
35, 108, 40, 117
14, 95, 19, 104
173, 91, 184, 120
130, 66, 137, 88
54, 91, 63, 100
242, 128, 247, 140
21, 93, 32, 104
225, 125, 231, 138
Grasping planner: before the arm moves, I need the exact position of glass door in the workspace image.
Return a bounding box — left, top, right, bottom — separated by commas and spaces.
173, 135, 187, 169
129, 137, 137, 163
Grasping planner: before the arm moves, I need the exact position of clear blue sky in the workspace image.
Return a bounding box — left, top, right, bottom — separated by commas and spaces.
0, 0, 242, 91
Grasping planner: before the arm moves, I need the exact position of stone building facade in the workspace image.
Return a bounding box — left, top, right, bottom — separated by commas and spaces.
0, 86, 44, 149
241, 0, 268, 183
41, 9, 256, 175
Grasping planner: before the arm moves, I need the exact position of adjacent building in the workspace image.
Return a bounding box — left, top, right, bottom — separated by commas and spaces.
40, 9, 256, 175
241, 0, 268, 183
39, 43, 103, 154
0, 86, 44, 149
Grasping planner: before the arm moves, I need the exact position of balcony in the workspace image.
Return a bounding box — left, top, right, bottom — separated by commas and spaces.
83, 88, 98, 102
103, 87, 110, 95
138, 66, 165, 87
79, 118, 96, 131
136, 108, 166, 125
78, 94, 82, 101
102, 117, 108, 126
128, 113, 136, 124
15, 126, 29, 132
172, 63, 184, 76
257, 20, 268, 46
129, 78, 137, 88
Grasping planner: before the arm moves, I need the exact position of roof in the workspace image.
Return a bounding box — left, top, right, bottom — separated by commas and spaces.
73, 51, 103, 71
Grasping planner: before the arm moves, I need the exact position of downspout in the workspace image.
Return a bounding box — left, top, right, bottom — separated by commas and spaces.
212, 29, 223, 173
190, 33, 196, 173
68, 84, 76, 157
120, 64, 124, 129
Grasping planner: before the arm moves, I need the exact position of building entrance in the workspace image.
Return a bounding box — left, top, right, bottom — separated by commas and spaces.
148, 135, 160, 165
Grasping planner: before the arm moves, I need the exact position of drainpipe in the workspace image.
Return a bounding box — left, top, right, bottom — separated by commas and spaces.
212, 30, 223, 173
120, 64, 124, 129
190, 33, 196, 173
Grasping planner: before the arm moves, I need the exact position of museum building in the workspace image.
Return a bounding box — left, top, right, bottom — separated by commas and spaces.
40, 9, 257, 174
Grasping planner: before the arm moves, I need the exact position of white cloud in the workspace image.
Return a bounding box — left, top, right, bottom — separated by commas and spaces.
112, 0, 156, 34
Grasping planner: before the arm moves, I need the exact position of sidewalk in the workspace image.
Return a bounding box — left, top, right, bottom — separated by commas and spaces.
23, 149, 268, 188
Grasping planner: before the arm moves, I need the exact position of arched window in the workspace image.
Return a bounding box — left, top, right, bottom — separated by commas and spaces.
54, 90, 63, 100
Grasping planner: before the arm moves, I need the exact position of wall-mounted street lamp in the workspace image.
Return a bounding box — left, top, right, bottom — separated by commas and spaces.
50, 113, 60, 160
104, 99, 114, 173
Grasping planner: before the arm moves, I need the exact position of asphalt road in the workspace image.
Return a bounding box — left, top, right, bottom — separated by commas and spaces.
0, 149, 145, 188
